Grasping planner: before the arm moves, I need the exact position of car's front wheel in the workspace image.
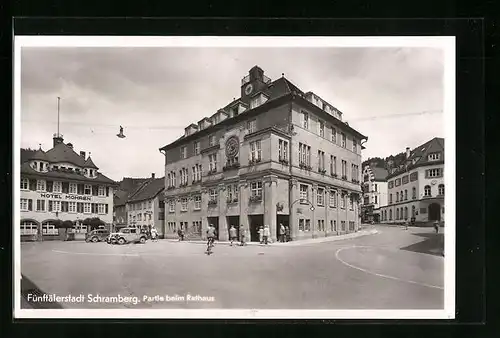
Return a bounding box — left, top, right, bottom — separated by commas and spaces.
92, 236, 98, 243
118, 238, 126, 245
139, 237, 146, 244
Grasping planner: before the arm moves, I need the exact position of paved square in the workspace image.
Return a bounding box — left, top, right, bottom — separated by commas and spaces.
20, 225, 444, 309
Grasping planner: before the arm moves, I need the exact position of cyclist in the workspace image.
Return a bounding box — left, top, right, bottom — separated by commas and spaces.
206, 224, 216, 253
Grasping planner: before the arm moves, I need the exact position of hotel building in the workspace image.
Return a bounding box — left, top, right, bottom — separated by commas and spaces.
159, 66, 367, 242
379, 137, 445, 224
20, 133, 117, 240
360, 164, 388, 223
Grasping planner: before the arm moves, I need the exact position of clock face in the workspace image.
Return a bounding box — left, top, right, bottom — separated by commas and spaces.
225, 136, 239, 158
245, 84, 253, 95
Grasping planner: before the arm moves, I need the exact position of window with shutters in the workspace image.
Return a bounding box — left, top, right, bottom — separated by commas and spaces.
36, 180, 46, 192
53, 181, 62, 193
36, 199, 45, 212
329, 190, 337, 207
98, 186, 105, 197
20, 198, 29, 211
21, 178, 29, 190
84, 184, 92, 195
301, 111, 309, 129
84, 203, 91, 213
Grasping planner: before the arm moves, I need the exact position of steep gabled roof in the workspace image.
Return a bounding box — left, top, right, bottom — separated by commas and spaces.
118, 177, 150, 193
84, 156, 99, 169
45, 142, 88, 167
20, 162, 116, 185
31, 149, 50, 161
21, 148, 37, 163
387, 137, 445, 179
114, 190, 129, 207
127, 177, 165, 203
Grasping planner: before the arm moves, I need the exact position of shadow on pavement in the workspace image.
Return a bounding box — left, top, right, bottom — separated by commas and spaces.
400, 232, 444, 257
21, 274, 63, 309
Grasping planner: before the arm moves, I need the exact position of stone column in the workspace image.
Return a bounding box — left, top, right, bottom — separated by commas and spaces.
238, 179, 250, 239
218, 183, 229, 241
263, 175, 278, 242
289, 179, 299, 241
201, 188, 209, 240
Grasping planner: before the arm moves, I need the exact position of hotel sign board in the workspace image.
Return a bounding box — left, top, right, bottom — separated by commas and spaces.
39, 193, 93, 201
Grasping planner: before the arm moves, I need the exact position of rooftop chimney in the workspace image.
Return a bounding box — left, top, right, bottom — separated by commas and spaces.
151, 173, 155, 179
53, 133, 64, 147
80, 151, 86, 159
406, 147, 411, 158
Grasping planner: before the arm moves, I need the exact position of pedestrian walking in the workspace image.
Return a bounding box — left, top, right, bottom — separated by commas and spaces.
151, 227, 158, 242
177, 228, 185, 241
229, 226, 237, 246
434, 220, 439, 234
263, 225, 270, 245
285, 226, 290, 242
279, 223, 286, 243
239, 225, 246, 246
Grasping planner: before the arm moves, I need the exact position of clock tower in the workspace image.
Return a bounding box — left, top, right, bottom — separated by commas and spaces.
241, 66, 270, 102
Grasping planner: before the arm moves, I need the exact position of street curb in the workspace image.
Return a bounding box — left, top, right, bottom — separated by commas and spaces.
160, 228, 379, 247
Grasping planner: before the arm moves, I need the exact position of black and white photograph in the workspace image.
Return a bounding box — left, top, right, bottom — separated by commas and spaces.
14, 36, 455, 319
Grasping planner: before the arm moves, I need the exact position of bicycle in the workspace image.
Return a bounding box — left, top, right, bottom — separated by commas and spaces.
206, 237, 215, 255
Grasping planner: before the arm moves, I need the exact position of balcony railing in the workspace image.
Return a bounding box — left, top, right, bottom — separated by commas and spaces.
241, 74, 271, 86
223, 162, 241, 171
249, 195, 263, 203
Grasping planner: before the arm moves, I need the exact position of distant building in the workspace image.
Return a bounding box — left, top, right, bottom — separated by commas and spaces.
20, 133, 117, 240
125, 174, 166, 237
380, 137, 445, 225
113, 177, 151, 229
159, 66, 367, 242
360, 164, 388, 223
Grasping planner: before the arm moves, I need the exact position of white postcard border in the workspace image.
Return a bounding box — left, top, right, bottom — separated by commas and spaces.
13, 35, 456, 320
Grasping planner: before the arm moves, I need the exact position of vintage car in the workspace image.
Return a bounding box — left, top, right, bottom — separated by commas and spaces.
107, 227, 147, 245
85, 229, 110, 243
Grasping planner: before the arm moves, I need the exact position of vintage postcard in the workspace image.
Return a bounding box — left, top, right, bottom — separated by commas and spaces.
14, 36, 455, 319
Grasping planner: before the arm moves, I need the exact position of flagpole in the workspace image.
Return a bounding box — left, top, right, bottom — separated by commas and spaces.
57, 97, 61, 136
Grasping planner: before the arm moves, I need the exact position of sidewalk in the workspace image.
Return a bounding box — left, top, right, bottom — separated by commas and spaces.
162, 227, 378, 247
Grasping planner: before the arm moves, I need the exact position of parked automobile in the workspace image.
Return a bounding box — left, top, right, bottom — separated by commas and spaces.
85, 229, 110, 243
108, 227, 147, 245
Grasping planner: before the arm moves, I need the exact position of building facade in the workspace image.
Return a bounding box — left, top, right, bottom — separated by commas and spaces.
126, 175, 166, 238
379, 137, 445, 225
113, 177, 150, 230
360, 165, 388, 223
20, 134, 117, 240
160, 66, 367, 242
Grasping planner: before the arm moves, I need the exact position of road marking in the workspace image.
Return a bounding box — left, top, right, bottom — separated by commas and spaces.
52, 250, 140, 257
334, 246, 444, 290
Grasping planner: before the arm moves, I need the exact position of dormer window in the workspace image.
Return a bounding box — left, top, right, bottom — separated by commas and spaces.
32, 161, 37, 170
428, 152, 441, 161
250, 93, 268, 109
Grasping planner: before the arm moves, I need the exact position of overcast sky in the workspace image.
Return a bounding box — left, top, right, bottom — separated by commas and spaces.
20, 46, 444, 181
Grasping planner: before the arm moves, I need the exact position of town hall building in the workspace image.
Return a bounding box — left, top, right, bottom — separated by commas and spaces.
159, 66, 367, 242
